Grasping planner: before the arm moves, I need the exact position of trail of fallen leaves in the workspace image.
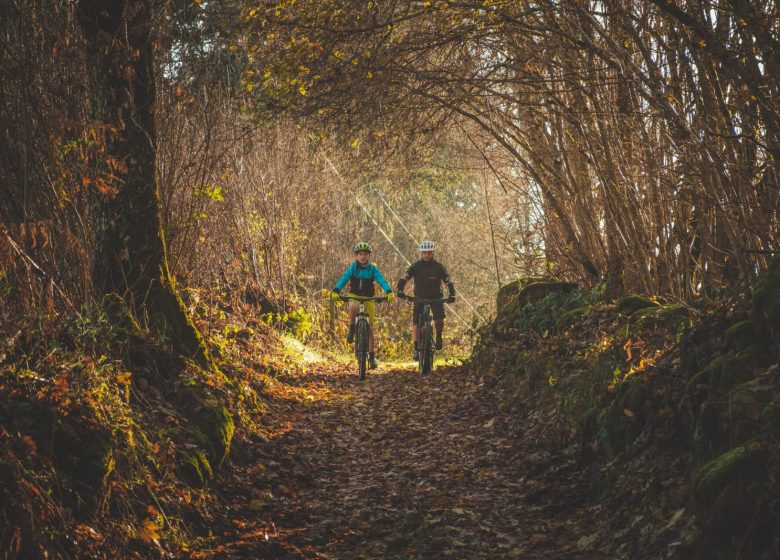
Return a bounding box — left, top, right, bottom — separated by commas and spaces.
201, 363, 608, 559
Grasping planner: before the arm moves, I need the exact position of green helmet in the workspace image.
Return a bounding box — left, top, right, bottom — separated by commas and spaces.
354, 241, 372, 253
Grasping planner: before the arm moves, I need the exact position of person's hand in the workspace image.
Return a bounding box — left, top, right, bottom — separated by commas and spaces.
329, 291, 341, 301
446, 295, 456, 303
386, 292, 395, 303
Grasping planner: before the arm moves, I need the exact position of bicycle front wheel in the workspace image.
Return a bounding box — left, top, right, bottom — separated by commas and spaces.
356, 319, 370, 380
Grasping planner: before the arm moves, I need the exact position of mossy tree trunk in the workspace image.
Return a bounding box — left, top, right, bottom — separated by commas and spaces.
76, 0, 215, 371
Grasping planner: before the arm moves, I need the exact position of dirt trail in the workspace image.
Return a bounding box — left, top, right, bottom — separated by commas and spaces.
205, 363, 598, 559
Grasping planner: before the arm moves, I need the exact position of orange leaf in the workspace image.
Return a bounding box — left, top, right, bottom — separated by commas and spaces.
22, 434, 37, 452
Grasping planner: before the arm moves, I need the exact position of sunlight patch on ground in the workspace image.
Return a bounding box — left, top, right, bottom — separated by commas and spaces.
282, 334, 325, 365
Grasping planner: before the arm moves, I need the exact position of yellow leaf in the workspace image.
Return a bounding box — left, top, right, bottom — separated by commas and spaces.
623, 408, 635, 418
367, 70, 373, 78
137, 518, 161, 543
298, 85, 307, 95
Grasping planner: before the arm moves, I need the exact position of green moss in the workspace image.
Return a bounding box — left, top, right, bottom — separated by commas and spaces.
692, 442, 767, 516
725, 321, 755, 352
205, 399, 234, 466
617, 294, 659, 316
761, 394, 780, 432
752, 255, 780, 354
723, 380, 777, 443
179, 448, 213, 488
52, 418, 115, 500
177, 388, 235, 467
496, 279, 523, 314
685, 350, 757, 400
560, 306, 589, 328
601, 374, 650, 454
502, 281, 577, 318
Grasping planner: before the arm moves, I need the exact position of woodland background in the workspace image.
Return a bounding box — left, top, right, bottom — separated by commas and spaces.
1, 0, 779, 558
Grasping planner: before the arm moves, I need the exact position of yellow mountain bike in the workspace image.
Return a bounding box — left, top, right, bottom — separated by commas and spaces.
339, 294, 388, 380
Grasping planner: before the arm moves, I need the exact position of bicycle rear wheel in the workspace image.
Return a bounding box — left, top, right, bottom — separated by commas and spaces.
356, 319, 369, 380
419, 318, 433, 374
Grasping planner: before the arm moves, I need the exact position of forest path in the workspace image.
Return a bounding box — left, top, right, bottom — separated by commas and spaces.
205, 362, 600, 559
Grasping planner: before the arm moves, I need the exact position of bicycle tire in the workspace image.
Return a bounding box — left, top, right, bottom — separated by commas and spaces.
419, 317, 433, 374
356, 319, 369, 380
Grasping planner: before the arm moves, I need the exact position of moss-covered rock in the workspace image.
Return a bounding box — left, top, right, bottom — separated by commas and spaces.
761, 393, 780, 433
685, 349, 757, 401
725, 378, 777, 443
629, 304, 691, 333
559, 306, 589, 328
617, 294, 659, 316
692, 442, 769, 531
725, 320, 755, 352
496, 279, 523, 314
178, 448, 214, 488
176, 388, 235, 468
52, 417, 115, 502
752, 254, 780, 355
501, 281, 577, 318
601, 374, 650, 455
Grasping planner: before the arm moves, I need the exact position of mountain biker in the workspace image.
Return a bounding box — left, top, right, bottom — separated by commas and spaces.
396, 240, 455, 360
330, 242, 394, 369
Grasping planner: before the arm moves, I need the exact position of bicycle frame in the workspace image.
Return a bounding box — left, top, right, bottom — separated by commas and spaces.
400, 295, 448, 374
338, 294, 388, 380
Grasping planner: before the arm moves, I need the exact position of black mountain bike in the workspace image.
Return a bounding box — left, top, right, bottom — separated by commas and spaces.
339, 294, 387, 380
400, 296, 448, 374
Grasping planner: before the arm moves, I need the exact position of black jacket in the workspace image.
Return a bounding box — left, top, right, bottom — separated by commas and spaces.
397, 259, 455, 299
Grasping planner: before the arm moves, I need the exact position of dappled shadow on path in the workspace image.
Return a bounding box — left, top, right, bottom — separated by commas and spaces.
200, 363, 603, 559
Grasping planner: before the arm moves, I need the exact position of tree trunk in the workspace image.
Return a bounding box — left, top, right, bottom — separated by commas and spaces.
76, 0, 215, 371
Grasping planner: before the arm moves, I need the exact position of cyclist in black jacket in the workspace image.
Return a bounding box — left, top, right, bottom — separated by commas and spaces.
396, 240, 455, 360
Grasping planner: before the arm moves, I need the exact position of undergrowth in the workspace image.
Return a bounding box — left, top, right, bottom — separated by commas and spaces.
472, 264, 780, 559
0, 288, 296, 559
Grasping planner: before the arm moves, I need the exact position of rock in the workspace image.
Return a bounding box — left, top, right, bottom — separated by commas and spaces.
752, 254, 780, 356
692, 442, 769, 533
500, 281, 577, 318
725, 320, 754, 352
617, 294, 659, 316
601, 374, 650, 455
178, 448, 213, 488
176, 388, 235, 468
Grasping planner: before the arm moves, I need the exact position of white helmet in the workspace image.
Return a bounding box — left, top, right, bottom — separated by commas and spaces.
419, 240, 436, 252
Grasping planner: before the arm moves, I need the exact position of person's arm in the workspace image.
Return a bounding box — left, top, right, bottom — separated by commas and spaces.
372, 265, 393, 293
396, 263, 414, 295
333, 262, 355, 292
440, 263, 455, 300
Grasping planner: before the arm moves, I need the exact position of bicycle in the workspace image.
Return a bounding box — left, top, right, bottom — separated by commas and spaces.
338, 294, 388, 380
399, 295, 449, 374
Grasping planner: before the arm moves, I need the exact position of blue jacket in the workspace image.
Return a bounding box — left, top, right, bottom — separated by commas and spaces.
334, 261, 392, 297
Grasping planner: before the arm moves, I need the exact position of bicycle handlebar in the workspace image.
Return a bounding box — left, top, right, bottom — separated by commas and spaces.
398, 295, 449, 303
337, 294, 389, 302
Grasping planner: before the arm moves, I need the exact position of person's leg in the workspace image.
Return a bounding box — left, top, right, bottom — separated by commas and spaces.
433, 303, 445, 349
347, 301, 358, 342
412, 303, 421, 359
366, 300, 376, 356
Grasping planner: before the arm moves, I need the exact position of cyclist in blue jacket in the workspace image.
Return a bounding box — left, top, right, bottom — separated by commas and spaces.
330, 242, 394, 368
